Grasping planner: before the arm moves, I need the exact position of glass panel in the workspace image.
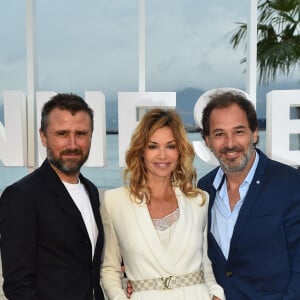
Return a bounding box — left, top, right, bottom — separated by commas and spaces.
290, 134, 300, 151
290, 106, 300, 120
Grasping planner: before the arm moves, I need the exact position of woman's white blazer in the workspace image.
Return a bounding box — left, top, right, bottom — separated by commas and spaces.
100, 186, 225, 300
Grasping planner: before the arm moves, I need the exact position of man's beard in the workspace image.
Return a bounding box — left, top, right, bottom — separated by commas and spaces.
47, 147, 89, 176
212, 138, 256, 174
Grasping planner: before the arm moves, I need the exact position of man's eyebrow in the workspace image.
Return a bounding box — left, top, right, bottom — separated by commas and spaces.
212, 125, 247, 132
54, 129, 69, 134
233, 125, 247, 130
212, 128, 224, 133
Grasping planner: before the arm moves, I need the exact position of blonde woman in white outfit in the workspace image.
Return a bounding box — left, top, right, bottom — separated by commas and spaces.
100, 109, 225, 300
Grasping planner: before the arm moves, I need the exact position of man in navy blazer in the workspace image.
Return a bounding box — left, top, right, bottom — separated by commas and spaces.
197, 89, 300, 300
0, 93, 105, 300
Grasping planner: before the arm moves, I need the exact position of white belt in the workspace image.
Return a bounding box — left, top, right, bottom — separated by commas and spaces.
131, 271, 204, 292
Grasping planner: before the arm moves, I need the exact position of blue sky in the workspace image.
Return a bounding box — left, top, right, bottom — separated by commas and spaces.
0, 1, 299, 102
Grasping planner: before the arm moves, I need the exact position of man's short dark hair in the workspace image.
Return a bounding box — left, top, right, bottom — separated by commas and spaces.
202, 90, 258, 139
40, 93, 94, 133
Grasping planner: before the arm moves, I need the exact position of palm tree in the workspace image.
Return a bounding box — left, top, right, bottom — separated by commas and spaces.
230, 0, 300, 84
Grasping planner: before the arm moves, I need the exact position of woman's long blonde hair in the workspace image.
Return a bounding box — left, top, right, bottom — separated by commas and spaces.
123, 108, 205, 204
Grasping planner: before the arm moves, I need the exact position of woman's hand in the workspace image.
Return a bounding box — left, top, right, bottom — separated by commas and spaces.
126, 279, 133, 298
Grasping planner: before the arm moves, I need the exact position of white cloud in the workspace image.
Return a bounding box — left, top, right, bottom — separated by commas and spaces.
0, 1, 298, 101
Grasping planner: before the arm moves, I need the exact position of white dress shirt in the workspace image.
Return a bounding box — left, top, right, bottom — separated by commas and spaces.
211, 151, 259, 259
63, 180, 98, 257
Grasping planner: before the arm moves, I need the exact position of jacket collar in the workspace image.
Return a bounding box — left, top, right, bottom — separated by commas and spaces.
130, 187, 194, 272
37, 159, 100, 236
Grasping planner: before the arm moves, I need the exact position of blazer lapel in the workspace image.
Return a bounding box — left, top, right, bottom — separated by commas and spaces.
207, 184, 225, 257
208, 187, 216, 232
131, 198, 170, 268
80, 175, 102, 231
39, 160, 88, 234
131, 187, 193, 272
167, 188, 193, 263
205, 170, 232, 264
228, 150, 267, 259
80, 175, 104, 261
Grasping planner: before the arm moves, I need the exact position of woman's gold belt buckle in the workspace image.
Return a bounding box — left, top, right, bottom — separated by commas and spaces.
162, 276, 172, 289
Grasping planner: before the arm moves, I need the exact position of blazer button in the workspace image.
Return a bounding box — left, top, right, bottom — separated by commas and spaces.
226, 271, 232, 277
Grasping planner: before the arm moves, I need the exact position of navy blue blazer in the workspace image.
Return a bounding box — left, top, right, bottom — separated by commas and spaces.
197, 149, 300, 300
0, 159, 105, 300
